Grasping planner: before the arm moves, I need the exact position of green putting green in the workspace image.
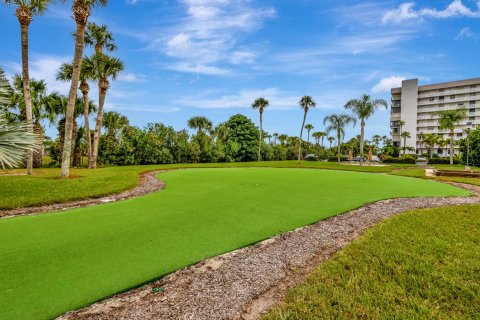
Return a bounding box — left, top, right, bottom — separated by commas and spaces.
0, 168, 470, 319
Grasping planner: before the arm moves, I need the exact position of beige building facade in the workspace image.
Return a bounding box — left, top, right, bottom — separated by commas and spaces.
390, 78, 480, 156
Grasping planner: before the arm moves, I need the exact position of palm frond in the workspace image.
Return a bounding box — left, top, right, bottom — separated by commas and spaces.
0, 113, 41, 170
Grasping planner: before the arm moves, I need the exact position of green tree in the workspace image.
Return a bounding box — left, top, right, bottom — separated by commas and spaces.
251, 97, 269, 161
85, 22, 116, 54
298, 96, 316, 163
417, 132, 425, 155
327, 136, 335, 149
423, 133, 438, 158
459, 127, 480, 166
435, 108, 467, 165
61, 0, 108, 177
225, 114, 259, 162
344, 94, 388, 164
187, 116, 213, 135
324, 114, 356, 163
82, 53, 124, 169
102, 111, 129, 139
400, 131, 411, 155
304, 124, 314, 143
2, 0, 53, 174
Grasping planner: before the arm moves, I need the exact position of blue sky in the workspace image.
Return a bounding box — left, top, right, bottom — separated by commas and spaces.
1, 0, 480, 140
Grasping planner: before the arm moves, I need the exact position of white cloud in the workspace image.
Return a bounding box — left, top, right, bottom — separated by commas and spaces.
372, 76, 406, 93
456, 27, 479, 40
105, 104, 180, 113
118, 72, 147, 83
7, 55, 71, 94
158, 0, 275, 75
382, 0, 480, 24
176, 88, 301, 110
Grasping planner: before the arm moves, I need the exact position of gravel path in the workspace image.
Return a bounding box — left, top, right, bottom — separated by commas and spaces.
0, 171, 165, 219
58, 182, 480, 320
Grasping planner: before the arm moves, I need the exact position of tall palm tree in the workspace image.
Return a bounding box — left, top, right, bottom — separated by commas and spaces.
344, 95, 387, 164
398, 120, 406, 136
61, 0, 108, 177
423, 133, 438, 158
85, 22, 117, 54
304, 124, 314, 143
434, 108, 467, 165
82, 53, 123, 169
328, 136, 335, 150
0, 67, 11, 108
298, 96, 316, 163
318, 131, 326, 147
251, 97, 269, 161
102, 111, 129, 139
187, 116, 213, 135
400, 131, 411, 155
312, 132, 321, 146
3, 0, 52, 174
57, 60, 95, 168
324, 113, 356, 163
278, 134, 288, 145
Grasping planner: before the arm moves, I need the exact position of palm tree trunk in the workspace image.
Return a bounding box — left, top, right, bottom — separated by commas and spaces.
403, 137, 406, 156
360, 120, 365, 165
82, 90, 92, 168
337, 132, 341, 164
298, 111, 307, 163
450, 131, 454, 165
258, 112, 262, 162
61, 19, 87, 177
20, 23, 34, 175
307, 130, 310, 143
430, 145, 434, 158
92, 86, 107, 169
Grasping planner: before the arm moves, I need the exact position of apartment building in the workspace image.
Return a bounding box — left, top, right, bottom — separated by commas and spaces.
390, 78, 480, 156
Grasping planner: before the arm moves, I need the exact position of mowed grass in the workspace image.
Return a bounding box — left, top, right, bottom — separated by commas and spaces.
263, 205, 480, 320
0, 161, 397, 210
0, 168, 469, 319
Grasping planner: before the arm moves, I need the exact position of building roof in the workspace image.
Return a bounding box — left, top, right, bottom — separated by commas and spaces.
391, 77, 480, 93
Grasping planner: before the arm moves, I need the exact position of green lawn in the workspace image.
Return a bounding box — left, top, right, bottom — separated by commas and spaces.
0, 161, 395, 210
0, 168, 469, 319
263, 205, 480, 320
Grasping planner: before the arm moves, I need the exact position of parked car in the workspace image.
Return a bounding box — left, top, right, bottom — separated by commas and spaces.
304, 154, 318, 161
417, 156, 428, 165
370, 156, 381, 162
353, 156, 366, 162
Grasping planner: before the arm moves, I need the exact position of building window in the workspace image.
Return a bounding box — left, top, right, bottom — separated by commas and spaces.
470, 101, 476, 105
450, 95, 455, 99
470, 85, 477, 89
471, 93, 476, 97
428, 126, 434, 130
457, 133, 463, 137
470, 116, 475, 121
467, 122, 473, 126
470, 108, 475, 113
439, 89, 445, 92
393, 128, 399, 133
438, 149, 443, 154
458, 102, 464, 106
429, 97, 434, 101
391, 107, 401, 113
439, 96, 445, 100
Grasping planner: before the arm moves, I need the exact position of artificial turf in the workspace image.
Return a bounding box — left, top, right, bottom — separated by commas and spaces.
0, 168, 470, 319
262, 204, 480, 319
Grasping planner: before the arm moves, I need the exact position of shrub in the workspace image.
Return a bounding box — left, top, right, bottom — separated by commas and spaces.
381, 155, 416, 164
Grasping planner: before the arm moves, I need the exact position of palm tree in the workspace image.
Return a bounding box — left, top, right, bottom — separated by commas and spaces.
400, 131, 411, 155
324, 114, 356, 163
328, 136, 335, 150
298, 96, 316, 163
187, 116, 213, 135
83, 53, 124, 169
85, 22, 117, 54
57, 60, 95, 168
344, 95, 388, 164
9, 75, 60, 167
423, 133, 438, 158
61, 0, 108, 177
278, 134, 288, 145
318, 131, 327, 147
435, 108, 467, 165
417, 132, 425, 155
0, 67, 11, 108
304, 124, 314, 143
102, 111, 129, 139
372, 134, 382, 150
273, 133, 279, 145
251, 97, 269, 161
312, 132, 321, 146
3, 0, 53, 174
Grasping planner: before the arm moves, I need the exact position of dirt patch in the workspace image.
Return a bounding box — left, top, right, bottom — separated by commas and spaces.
0, 171, 165, 219
58, 183, 480, 320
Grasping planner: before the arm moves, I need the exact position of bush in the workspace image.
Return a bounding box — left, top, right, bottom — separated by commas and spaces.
381, 155, 416, 164
427, 157, 460, 165
328, 155, 348, 162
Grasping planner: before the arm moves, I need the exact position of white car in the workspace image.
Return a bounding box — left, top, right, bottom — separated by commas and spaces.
370, 156, 381, 162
